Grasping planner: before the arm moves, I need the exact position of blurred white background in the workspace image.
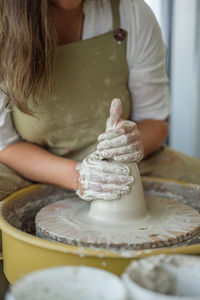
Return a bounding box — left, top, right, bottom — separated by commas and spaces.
145, 0, 200, 159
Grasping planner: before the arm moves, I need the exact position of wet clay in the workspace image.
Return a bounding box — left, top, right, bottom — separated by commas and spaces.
89, 162, 147, 222
123, 254, 200, 297
36, 193, 200, 250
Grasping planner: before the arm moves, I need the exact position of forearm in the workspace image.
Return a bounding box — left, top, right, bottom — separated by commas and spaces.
136, 119, 169, 158
0, 141, 79, 190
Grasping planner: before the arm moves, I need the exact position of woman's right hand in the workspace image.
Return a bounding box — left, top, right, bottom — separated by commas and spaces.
76, 151, 134, 201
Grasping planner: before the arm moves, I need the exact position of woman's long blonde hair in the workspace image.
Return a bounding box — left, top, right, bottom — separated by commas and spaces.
0, 0, 57, 114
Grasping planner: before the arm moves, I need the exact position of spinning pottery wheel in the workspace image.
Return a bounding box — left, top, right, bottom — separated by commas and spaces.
36, 162, 200, 250
1, 178, 200, 284
35, 99, 200, 250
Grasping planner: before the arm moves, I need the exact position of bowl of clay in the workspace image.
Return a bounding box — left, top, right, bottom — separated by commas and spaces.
6, 266, 129, 300
122, 254, 200, 300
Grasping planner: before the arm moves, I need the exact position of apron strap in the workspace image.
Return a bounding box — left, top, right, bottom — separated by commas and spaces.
111, 0, 121, 29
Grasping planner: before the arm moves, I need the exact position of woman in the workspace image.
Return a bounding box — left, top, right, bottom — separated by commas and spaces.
0, 0, 169, 201
0, 0, 198, 297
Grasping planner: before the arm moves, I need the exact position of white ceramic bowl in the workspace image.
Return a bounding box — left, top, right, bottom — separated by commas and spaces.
122, 254, 200, 300
6, 266, 129, 300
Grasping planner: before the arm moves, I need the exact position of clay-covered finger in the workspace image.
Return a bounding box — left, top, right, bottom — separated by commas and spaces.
113, 151, 144, 163
98, 123, 137, 143
77, 189, 121, 201
106, 98, 122, 130
97, 133, 137, 150
80, 170, 134, 185
98, 128, 124, 142
82, 153, 130, 175
82, 180, 131, 194
117, 120, 137, 132
98, 144, 136, 159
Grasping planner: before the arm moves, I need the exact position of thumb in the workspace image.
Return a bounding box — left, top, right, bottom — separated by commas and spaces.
106, 98, 122, 131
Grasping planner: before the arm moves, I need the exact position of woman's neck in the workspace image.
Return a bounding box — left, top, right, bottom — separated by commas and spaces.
49, 0, 83, 11
50, 1, 84, 45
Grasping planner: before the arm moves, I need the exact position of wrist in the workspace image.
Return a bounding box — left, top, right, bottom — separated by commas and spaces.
58, 159, 80, 191
71, 161, 80, 191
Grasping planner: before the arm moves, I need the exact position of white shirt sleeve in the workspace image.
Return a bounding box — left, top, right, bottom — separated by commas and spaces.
0, 93, 21, 151
122, 0, 170, 121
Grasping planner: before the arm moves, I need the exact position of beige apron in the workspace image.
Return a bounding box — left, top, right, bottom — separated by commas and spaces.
12, 0, 130, 161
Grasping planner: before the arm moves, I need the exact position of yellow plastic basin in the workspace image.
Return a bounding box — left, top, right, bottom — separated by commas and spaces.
0, 178, 200, 284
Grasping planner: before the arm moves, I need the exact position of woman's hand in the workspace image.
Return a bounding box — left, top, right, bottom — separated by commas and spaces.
97, 99, 144, 163
76, 151, 134, 201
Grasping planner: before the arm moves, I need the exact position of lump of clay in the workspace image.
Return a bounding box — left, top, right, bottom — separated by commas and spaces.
125, 255, 177, 295
123, 254, 200, 297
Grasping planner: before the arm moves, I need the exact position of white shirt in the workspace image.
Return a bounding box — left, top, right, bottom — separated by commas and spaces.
0, 0, 170, 151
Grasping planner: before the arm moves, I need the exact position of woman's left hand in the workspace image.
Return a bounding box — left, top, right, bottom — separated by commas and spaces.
97, 98, 144, 163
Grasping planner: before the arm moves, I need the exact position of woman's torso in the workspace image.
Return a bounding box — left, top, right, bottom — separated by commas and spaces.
0, 0, 170, 155
12, 0, 131, 161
